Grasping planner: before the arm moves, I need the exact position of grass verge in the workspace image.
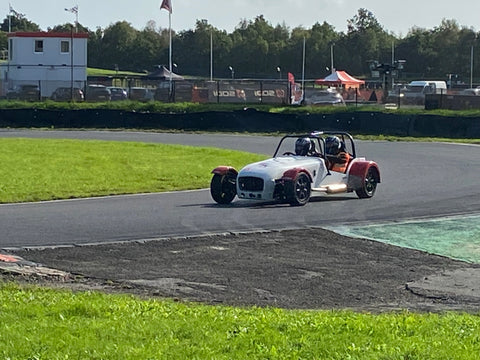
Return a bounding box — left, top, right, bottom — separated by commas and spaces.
0, 138, 266, 203
1, 283, 480, 359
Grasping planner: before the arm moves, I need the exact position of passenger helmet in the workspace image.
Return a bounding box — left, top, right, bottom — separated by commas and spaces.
325, 136, 342, 155
295, 137, 311, 156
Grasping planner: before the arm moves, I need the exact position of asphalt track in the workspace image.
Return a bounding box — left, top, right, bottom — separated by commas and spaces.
1, 129, 480, 249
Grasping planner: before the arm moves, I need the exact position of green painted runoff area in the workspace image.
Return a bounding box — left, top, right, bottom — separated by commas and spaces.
331, 214, 480, 263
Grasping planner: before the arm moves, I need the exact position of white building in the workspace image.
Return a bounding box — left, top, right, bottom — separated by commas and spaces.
1, 31, 88, 97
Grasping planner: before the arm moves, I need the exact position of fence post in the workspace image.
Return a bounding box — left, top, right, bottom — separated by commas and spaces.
260, 81, 263, 104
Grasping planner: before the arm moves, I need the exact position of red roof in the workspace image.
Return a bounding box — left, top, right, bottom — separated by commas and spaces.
315, 70, 365, 87
7, 32, 89, 39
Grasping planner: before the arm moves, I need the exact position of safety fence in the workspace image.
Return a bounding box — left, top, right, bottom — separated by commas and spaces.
1, 108, 479, 138
0, 78, 296, 104
2, 78, 480, 110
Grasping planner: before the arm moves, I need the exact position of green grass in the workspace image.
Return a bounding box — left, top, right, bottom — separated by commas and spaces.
0, 138, 266, 203
1, 283, 480, 359
87, 67, 147, 77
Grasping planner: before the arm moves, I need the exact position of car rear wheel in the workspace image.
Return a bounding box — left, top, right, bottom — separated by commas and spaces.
355, 167, 378, 198
288, 173, 311, 206
210, 173, 237, 204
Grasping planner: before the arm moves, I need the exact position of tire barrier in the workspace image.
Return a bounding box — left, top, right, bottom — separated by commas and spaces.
0, 108, 479, 138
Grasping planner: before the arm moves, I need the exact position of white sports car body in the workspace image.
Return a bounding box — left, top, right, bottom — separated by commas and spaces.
210, 131, 380, 206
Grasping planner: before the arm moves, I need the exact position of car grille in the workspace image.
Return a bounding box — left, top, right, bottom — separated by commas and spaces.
238, 176, 264, 191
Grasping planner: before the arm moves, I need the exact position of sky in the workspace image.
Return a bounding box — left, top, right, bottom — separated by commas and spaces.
6, 0, 480, 36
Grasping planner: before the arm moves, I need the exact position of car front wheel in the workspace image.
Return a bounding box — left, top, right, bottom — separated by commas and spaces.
288, 173, 311, 206
210, 173, 237, 204
355, 167, 378, 198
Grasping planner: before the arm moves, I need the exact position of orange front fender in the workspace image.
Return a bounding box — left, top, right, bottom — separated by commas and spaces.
281, 168, 313, 182
212, 166, 238, 176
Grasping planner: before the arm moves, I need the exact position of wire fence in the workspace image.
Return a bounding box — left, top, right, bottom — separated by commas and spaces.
1, 77, 480, 110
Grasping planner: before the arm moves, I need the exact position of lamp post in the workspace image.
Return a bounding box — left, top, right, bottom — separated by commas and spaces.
330, 43, 335, 74
471, 34, 478, 89
471, 45, 475, 89
228, 66, 234, 79
64, 5, 79, 32
70, 24, 74, 101
276, 66, 282, 79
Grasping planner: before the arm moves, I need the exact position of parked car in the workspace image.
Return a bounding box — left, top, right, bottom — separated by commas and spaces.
303, 89, 346, 106
85, 85, 111, 102
210, 131, 380, 206
128, 87, 154, 102
107, 87, 128, 101
6, 84, 40, 101
50, 87, 84, 101
460, 87, 480, 96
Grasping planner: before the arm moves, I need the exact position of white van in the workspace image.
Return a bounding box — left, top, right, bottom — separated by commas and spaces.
403, 80, 447, 104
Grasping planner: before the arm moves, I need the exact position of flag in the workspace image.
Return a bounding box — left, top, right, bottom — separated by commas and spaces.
160, 0, 172, 13
288, 72, 295, 84
65, 5, 78, 14
9, 4, 25, 18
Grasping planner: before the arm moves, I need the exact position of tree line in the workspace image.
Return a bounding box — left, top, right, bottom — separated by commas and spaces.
1, 8, 479, 85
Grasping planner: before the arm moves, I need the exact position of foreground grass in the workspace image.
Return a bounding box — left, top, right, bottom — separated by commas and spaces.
0, 138, 266, 203
1, 283, 480, 359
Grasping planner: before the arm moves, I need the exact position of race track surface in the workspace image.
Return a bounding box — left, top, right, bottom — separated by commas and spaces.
1, 130, 480, 248
1, 130, 480, 312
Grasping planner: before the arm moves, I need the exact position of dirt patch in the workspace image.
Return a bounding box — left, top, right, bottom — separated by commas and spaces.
3, 228, 480, 312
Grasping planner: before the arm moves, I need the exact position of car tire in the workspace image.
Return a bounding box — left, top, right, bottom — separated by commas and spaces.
355, 166, 378, 198
288, 173, 311, 206
210, 173, 236, 204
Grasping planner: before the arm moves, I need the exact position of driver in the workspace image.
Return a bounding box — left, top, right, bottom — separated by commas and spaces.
325, 136, 351, 172
295, 137, 312, 156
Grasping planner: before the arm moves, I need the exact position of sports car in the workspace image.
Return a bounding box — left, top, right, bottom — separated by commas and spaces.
210, 131, 380, 206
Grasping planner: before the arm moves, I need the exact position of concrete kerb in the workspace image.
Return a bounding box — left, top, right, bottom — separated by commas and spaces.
0, 253, 70, 279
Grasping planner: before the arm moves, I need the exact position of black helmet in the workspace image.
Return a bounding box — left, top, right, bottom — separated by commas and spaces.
325, 136, 342, 155
295, 137, 311, 156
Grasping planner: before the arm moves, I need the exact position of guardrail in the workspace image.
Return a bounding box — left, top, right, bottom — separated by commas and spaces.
1, 109, 479, 138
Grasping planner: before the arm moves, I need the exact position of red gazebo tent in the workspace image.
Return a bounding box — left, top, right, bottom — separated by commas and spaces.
315, 70, 365, 88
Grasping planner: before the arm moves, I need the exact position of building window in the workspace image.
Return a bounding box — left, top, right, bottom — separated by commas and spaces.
61, 40, 70, 53
34, 40, 44, 53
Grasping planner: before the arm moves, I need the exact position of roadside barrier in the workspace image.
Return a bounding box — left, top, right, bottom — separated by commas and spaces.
0, 108, 479, 138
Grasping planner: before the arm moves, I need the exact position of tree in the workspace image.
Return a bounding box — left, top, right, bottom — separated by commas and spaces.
0, 15, 40, 33
347, 8, 383, 34
94, 21, 139, 71
48, 23, 90, 33
1, 10, 480, 84
342, 9, 394, 75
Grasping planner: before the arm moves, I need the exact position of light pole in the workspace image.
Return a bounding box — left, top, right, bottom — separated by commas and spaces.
228, 66, 234, 79
471, 45, 475, 88
471, 34, 478, 88
276, 66, 282, 79
64, 5, 79, 32
330, 43, 335, 74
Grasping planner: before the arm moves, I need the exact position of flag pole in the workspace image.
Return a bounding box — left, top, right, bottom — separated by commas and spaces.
8, 3, 13, 32
210, 29, 213, 81
302, 36, 306, 103
160, 0, 173, 100
168, 11, 172, 100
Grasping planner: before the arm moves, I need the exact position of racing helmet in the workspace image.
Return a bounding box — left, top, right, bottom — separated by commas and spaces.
295, 137, 311, 156
325, 136, 342, 155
